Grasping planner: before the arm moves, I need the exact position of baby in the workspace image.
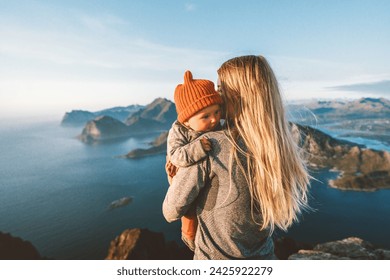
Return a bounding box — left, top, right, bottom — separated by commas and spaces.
166, 70, 223, 251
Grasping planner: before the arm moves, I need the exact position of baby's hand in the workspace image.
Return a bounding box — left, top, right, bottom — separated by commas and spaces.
200, 137, 212, 152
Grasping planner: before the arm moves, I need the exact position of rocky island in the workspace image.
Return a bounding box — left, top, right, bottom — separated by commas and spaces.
125, 131, 168, 158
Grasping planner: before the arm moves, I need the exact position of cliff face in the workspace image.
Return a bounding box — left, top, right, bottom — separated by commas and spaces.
105, 228, 192, 260
0, 232, 42, 260
297, 124, 390, 191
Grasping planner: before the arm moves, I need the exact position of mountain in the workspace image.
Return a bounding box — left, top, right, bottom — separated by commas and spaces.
97, 105, 144, 122
61, 105, 144, 126
78, 116, 132, 142
61, 110, 96, 126
75, 97, 390, 190
125, 97, 176, 129
288, 97, 390, 124
78, 98, 176, 143
288, 97, 390, 145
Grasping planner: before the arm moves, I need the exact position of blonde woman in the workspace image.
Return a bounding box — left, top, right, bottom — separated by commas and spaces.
163, 55, 310, 260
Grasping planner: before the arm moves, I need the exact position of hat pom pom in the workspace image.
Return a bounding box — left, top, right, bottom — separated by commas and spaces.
184, 70, 193, 83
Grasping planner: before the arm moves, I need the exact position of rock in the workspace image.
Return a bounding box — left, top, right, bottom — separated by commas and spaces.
374, 249, 390, 259
289, 237, 390, 260
105, 228, 193, 260
108, 196, 133, 210
3, 229, 388, 260
0, 232, 42, 260
288, 250, 349, 260
314, 237, 377, 259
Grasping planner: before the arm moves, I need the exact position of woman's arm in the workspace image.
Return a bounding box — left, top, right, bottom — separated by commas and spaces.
162, 161, 207, 222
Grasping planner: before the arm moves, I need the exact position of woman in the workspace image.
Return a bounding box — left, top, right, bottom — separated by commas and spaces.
163, 55, 310, 260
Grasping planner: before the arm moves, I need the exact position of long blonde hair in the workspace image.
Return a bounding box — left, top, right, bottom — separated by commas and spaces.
217, 55, 310, 233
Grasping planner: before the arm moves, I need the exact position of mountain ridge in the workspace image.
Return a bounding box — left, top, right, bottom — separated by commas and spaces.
61, 104, 144, 126
78, 98, 176, 143
288, 97, 390, 124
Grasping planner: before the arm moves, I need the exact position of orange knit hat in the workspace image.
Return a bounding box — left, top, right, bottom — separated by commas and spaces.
174, 70, 223, 123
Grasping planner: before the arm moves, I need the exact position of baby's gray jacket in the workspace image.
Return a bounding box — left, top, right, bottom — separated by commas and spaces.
167, 121, 208, 167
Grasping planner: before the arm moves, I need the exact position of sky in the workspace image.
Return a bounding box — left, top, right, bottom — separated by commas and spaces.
0, 0, 389, 120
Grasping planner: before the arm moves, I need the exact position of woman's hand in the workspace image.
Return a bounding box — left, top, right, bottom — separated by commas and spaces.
200, 137, 212, 152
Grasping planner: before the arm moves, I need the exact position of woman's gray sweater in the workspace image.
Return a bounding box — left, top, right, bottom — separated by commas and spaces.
162, 130, 275, 260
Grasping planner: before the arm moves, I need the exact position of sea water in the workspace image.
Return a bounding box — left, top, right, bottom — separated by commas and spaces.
0, 121, 180, 259
284, 169, 390, 249
0, 121, 389, 259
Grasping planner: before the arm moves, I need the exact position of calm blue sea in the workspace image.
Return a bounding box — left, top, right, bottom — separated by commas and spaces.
284, 169, 390, 248
0, 121, 180, 259
0, 121, 389, 259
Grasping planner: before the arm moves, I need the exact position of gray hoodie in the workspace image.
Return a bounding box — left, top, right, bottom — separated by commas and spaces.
163, 130, 275, 260
167, 120, 207, 167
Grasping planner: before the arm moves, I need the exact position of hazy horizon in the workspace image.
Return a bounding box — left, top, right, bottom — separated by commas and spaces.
2, 94, 390, 123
